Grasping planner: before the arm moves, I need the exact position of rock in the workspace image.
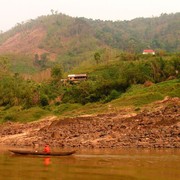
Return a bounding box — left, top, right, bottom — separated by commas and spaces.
144, 81, 154, 87
0, 97, 180, 149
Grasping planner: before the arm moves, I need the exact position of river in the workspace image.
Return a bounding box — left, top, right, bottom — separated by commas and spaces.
0, 148, 180, 180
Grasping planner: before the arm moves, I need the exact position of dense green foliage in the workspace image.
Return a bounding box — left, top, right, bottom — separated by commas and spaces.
1, 78, 179, 123
0, 75, 37, 108
62, 54, 180, 104
0, 54, 179, 110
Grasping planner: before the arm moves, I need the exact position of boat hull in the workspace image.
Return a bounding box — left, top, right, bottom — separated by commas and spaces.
9, 149, 76, 156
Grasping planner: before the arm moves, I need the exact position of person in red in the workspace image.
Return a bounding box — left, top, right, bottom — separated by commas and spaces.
44, 144, 50, 153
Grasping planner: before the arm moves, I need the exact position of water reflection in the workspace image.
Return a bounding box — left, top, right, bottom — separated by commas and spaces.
44, 157, 51, 166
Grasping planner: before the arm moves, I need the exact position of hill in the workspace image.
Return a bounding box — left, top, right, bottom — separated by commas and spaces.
0, 14, 102, 62
0, 12, 179, 123
0, 12, 179, 74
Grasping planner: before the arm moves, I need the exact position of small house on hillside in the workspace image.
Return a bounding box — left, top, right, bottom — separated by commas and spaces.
143, 49, 155, 55
68, 74, 87, 83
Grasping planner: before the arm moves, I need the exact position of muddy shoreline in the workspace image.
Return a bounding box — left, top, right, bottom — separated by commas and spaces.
0, 97, 180, 149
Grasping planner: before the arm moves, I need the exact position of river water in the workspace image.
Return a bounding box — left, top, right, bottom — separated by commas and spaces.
0, 148, 180, 180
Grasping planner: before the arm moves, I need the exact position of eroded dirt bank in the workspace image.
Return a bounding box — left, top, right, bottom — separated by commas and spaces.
0, 97, 179, 149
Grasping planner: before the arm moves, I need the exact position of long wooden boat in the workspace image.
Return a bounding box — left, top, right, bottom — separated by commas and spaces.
9, 149, 76, 156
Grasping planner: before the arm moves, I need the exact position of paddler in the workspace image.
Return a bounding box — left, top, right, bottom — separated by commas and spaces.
44, 144, 50, 153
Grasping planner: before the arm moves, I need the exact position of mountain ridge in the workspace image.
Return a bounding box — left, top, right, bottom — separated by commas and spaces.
0, 12, 179, 61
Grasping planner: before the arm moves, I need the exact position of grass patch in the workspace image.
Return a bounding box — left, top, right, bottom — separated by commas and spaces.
0, 106, 51, 123
52, 103, 82, 116
16, 107, 51, 122
115, 92, 163, 106
111, 79, 180, 107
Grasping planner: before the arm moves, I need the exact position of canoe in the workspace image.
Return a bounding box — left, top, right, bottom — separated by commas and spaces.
9, 149, 76, 156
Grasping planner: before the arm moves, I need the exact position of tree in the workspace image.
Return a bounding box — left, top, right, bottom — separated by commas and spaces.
34, 54, 39, 62
0, 58, 9, 76
40, 94, 49, 106
51, 64, 63, 83
39, 53, 48, 68
94, 52, 101, 64
50, 9, 54, 15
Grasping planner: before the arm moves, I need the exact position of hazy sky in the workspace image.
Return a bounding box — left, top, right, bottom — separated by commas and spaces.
0, 0, 179, 31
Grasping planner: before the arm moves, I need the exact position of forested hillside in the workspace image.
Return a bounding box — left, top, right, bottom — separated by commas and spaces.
0, 12, 179, 60
90, 13, 180, 52
0, 12, 179, 75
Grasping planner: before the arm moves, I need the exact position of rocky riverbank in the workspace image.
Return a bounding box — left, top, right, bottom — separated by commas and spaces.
0, 97, 179, 149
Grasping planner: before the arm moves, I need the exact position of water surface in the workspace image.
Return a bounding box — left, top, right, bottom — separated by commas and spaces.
0, 148, 180, 180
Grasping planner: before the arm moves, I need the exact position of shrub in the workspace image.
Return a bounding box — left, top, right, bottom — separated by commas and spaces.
3, 114, 16, 122
104, 89, 120, 103
40, 95, 49, 106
